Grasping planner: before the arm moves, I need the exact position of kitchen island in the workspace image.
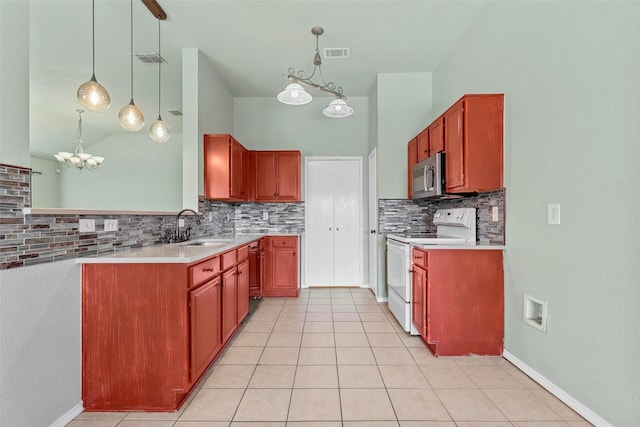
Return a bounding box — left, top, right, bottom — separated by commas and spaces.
78, 234, 299, 412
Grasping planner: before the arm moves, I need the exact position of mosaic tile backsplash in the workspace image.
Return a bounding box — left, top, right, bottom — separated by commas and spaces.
379, 189, 506, 245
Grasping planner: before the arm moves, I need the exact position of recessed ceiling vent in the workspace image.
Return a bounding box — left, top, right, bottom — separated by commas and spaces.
135, 52, 167, 64
323, 47, 350, 59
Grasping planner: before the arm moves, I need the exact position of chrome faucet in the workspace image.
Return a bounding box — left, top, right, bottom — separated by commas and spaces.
174, 208, 201, 243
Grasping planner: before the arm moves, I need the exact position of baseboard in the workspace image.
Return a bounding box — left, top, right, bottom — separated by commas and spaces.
502, 350, 612, 427
49, 401, 83, 427
376, 296, 388, 303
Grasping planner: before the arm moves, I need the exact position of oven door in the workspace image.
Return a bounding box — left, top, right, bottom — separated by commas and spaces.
386, 238, 410, 302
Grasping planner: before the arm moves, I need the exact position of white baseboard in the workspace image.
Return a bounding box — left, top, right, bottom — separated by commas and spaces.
502, 350, 612, 427
376, 296, 388, 303
49, 401, 83, 427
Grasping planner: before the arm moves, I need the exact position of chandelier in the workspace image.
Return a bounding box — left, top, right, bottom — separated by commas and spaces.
54, 109, 105, 171
277, 26, 354, 118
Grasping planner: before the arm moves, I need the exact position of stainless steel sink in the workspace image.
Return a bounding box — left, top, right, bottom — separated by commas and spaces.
180, 241, 228, 248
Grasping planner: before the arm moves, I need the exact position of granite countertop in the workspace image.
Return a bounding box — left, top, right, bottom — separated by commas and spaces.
412, 243, 505, 250
77, 233, 301, 264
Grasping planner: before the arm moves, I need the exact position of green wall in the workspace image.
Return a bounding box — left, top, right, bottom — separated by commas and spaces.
434, 2, 640, 425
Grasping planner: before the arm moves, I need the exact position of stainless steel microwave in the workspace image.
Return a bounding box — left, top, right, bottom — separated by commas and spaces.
412, 152, 444, 199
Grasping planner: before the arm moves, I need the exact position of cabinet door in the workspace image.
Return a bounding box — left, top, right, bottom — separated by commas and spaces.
428, 117, 445, 155
203, 135, 231, 200
263, 236, 298, 297
407, 138, 417, 199
276, 151, 301, 201
237, 260, 249, 323
190, 277, 222, 381
230, 138, 248, 199
254, 152, 278, 201
411, 264, 426, 338
221, 268, 238, 343
444, 100, 465, 190
416, 128, 429, 162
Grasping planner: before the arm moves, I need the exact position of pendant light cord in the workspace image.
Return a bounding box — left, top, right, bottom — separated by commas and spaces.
157, 18, 162, 118
91, 0, 96, 76
129, 0, 134, 100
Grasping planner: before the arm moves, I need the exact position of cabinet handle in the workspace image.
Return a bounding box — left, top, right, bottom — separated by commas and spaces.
203, 267, 215, 272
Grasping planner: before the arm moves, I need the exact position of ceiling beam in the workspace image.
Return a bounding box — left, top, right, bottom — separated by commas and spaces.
140, 0, 167, 20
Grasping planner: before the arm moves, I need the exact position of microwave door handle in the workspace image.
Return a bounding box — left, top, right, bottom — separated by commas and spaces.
423, 166, 428, 191
427, 166, 435, 191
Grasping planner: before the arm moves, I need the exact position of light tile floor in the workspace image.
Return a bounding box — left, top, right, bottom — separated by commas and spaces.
68, 287, 593, 427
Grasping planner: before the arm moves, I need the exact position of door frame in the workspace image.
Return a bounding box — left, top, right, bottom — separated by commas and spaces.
368, 148, 378, 296
303, 156, 364, 288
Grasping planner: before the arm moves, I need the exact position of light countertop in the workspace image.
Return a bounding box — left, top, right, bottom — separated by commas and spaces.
77, 233, 300, 264
412, 243, 505, 250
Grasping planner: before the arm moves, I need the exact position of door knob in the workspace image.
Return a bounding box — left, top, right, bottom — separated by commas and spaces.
370, 229, 376, 234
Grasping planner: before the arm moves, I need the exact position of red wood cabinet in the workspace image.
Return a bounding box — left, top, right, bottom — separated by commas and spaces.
416, 128, 429, 162
262, 235, 299, 297
204, 134, 250, 201
411, 248, 504, 356
254, 151, 301, 202
221, 267, 238, 343
428, 116, 445, 155
190, 277, 222, 381
237, 259, 249, 322
407, 138, 417, 199
444, 94, 504, 193
248, 239, 262, 297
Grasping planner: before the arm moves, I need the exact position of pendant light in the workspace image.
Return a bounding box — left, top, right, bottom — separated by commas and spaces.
118, 0, 144, 131
149, 18, 171, 143
77, 0, 111, 113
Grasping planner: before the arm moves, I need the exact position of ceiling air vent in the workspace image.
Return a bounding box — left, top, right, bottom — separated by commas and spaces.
323, 47, 350, 59
135, 52, 167, 64
168, 109, 183, 116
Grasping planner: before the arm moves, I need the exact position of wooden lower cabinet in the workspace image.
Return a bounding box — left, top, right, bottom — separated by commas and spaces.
262, 236, 299, 297
82, 243, 256, 412
411, 248, 504, 356
247, 240, 262, 297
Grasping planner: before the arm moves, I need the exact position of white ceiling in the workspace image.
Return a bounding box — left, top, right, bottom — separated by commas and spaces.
29, 0, 487, 157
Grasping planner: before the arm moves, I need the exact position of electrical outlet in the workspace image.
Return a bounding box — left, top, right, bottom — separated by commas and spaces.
208, 212, 213, 222
178, 218, 185, 227
492, 206, 499, 222
547, 203, 561, 225
79, 219, 95, 233
263, 211, 269, 220
104, 219, 118, 232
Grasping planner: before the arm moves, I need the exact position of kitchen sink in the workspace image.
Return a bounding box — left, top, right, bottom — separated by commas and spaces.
181, 241, 227, 247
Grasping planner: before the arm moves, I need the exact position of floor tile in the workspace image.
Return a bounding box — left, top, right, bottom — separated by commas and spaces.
434, 388, 507, 422
406, 347, 437, 365
308, 298, 332, 305
175, 422, 229, 427
306, 312, 333, 321
484, 388, 563, 421
234, 388, 292, 421
461, 365, 526, 388
419, 365, 477, 388
344, 422, 401, 427
332, 304, 358, 312
338, 365, 385, 388
281, 304, 308, 313
259, 347, 300, 365
340, 389, 396, 421
333, 312, 362, 322
231, 422, 285, 427
294, 365, 339, 388
530, 389, 585, 421
335, 333, 370, 347
367, 333, 404, 347
304, 321, 334, 332
356, 304, 383, 313
378, 365, 431, 389
218, 346, 263, 365
307, 304, 332, 312
372, 347, 416, 365
248, 365, 296, 388
242, 321, 275, 333
203, 364, 255, 388
65, 421, 120, 427
280, 312, 307, 322
273, 320, 305, 332
115, 421, 177, 427
286, 423, 342, 427
336, 347, 377, 365
179, 388, 244, 421
387, 388, 452, 421
363, 322, 396, 333
398, 422, 455, 427
358, 312, 390, 322
510, 422, 572, 427
288, 389, 342, 421
123, 412, 182, 421
301, 332, 335, 347
298, 347, 337, 365
232, 332, 270, 347
333, 321, 365, 333
267, 332, 303, 347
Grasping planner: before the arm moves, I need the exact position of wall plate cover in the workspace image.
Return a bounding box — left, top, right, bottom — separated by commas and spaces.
79, 219, 95, 233
548, 203, 561, 225
104, 219, 118, 232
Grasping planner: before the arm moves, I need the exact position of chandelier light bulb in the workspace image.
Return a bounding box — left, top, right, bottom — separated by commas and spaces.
119, 100, 145, 131
277, 83, 312, 105
149, 116, 171, 143
323, 98, 354, 118
77, 74, 111, 113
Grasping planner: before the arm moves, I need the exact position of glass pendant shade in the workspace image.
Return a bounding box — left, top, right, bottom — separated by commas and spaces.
277, 83, 312, 105
149, 116, 171, 143
119, 100, 145, 131
323, 98, 354, 118
77, 75, 111, 113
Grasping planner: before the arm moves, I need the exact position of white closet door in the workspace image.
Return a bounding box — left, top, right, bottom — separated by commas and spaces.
306, 160, 335, 286
332, 159, 361, 286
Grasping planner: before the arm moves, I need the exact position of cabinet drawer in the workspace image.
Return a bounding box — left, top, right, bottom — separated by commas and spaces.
270, 236, 297, 248
411, 248, 427, 269
221, 249, 237, 270
237, 245, 249, 262
190, 256, 220, 287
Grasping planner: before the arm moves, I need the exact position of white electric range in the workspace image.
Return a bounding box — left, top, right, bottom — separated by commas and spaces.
385, 208, 477, 335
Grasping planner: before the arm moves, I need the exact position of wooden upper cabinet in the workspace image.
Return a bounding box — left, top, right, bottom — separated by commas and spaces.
407, 138, 417, 199
416, 128, 430, 162
204, 134, 249, 201
427, 116, 445, 155
444, 94, 504, 193
254, 151, 301, 202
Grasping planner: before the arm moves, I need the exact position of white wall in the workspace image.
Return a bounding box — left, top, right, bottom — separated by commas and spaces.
433, 2, 640, 425
56, 133, 182, 211
0, 0, 30, 168
30, 156, 61, 207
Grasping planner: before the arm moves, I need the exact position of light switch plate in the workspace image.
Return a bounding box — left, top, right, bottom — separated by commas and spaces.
492, 206, 499, 222
548, 203, 561, 225
263, 212, 269, 220
104, 219, 118, 232
79, 219, 95, 233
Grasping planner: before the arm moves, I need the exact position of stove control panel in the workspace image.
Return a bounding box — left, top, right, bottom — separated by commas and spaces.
432, 208, 476, 228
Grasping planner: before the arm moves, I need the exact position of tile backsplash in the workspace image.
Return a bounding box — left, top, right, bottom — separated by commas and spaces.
379, 189, 506, 245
